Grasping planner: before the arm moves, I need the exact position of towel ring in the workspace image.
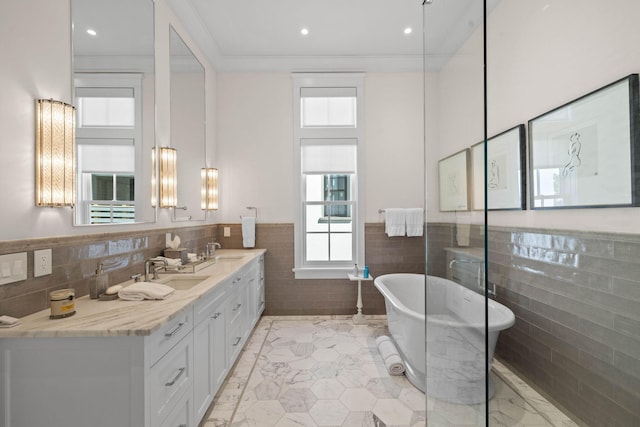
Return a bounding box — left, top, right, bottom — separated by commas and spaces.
240, 206, 258, 219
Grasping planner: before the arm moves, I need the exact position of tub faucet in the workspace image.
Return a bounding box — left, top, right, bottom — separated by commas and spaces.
448, 258, 483, 269
144, 257, 168, 281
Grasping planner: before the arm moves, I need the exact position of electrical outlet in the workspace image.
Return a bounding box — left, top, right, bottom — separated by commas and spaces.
34, 249, 52, 277
224, 226, 231, 237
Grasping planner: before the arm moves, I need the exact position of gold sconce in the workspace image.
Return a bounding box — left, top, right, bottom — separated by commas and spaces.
152, 147, 177, 208
201, 168, 219, 210
35, 99, 76, 206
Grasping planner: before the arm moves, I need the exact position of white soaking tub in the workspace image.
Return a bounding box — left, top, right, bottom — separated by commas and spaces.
374, 273, 515, 404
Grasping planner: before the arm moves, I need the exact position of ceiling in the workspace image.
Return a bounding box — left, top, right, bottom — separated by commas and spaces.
168, 0, 500, 72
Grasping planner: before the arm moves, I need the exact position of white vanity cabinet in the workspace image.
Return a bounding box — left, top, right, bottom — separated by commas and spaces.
0, 249, 266, 427
0, 308, 195, 427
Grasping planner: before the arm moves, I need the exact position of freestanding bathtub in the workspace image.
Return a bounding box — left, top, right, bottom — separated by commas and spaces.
374, 273, 515, 404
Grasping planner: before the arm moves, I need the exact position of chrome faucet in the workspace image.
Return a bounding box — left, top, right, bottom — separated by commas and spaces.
448, 258, 483, 269
144, 257, 168, 281
206, 242, 222, 259
448, 258, 495, 296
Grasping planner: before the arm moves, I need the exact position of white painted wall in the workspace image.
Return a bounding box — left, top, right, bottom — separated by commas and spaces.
215, 72, 425, 224
433, 0, 640, 234
0, 0, 217, 241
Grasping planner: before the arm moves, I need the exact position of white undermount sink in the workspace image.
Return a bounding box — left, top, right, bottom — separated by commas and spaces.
159, 275, 208, 290
214, 254, 245, 261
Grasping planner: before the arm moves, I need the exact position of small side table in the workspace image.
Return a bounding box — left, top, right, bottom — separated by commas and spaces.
348, 273, 374, 325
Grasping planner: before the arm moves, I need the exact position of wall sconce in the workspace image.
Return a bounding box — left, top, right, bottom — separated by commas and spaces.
201, 167, 219, 210
35, 99, 76, 206
152, 147, 177, 208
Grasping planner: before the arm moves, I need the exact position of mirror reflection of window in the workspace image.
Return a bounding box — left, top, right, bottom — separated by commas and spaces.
74, 75, 142, 224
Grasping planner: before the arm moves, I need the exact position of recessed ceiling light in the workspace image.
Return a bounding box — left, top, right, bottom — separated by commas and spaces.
86, 29, 97, 36
300, 28, 309, 36
404, 27, 413, 35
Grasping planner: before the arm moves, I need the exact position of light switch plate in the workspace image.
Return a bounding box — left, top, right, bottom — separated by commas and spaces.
34, 249, 52, 277
224, 227, 231, 237
0, 252, 27, 286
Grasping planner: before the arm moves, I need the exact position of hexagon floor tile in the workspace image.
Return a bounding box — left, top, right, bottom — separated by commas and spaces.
203, 316, 578, 427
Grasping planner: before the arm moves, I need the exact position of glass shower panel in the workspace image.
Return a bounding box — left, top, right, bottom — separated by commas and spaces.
423, 0, 488, 425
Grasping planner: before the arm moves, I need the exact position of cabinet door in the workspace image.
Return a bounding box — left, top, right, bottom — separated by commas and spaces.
194, 298, 228, 423
210, 308, 228, 390
256, 274, 265, 317
255, 254, 265, 318
193, 320, 214, 421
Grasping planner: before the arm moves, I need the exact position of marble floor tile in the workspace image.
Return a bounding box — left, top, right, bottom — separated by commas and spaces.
203, 316, 579, 427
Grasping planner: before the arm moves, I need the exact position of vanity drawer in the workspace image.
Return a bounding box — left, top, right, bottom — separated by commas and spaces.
148, 308, 193, 365
159, 385, 193, 427
228, 321, 244, 362
227, 288, 244, 327
194, 281, 228, 324
150, 334, 192, 427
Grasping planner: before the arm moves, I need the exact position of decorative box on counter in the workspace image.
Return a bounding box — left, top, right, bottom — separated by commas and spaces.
164, 248, 188, 264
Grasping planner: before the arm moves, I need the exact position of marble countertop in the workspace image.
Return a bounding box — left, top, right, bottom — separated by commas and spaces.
0, 249, 265, 338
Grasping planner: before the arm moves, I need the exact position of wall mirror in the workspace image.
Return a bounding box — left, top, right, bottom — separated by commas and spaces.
71, 0, 156, 225
170, 26, 207, 221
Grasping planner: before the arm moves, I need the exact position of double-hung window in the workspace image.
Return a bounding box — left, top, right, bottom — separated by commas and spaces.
293, 73, 365, 279
74, 74, 142, 224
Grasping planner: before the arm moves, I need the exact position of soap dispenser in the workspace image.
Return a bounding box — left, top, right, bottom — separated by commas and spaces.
89, 263, 108, 299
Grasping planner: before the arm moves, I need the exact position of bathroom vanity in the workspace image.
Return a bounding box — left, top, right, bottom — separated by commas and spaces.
0, 249, 265, 427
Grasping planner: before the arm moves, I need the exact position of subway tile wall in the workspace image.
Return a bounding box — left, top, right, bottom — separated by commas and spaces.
0, 226, 216, 318
217, 223, 425, 316
0, 222, 424, 319
431, 223, 640, 427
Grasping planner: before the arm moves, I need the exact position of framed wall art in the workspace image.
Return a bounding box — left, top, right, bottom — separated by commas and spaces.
529, 74, 640, 209
471, 124, 526, 211
438, 149, 470, 211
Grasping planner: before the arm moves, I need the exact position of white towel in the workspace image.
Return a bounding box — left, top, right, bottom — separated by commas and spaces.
155, 256, 182, 271
242, 216, 256, 248
118, 282, 175, 301
405, 208, 424, 237
384, 208, 406, 237
456, 222, 470, 246
375, 335, 406, 376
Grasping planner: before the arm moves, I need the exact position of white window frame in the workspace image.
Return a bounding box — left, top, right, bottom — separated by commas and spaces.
292, 73, 365, 279
73, 73, 143, 224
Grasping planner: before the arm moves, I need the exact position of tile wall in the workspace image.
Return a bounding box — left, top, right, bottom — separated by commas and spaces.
431, 223, 640, 427
0, 222, 424, 319
217, 223, 425, 316
0, 225, 216, 318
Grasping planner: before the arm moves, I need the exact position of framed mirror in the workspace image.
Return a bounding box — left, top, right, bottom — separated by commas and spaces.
170, 26, 207, 221
71, 0, 156, 225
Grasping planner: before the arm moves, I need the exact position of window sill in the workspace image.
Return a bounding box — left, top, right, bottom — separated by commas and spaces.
292, 267, 354, 280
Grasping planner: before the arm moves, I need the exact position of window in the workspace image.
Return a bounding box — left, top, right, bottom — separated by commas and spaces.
85, 173, 136, 224
293, 74, 365, 279
74, 74, 143, 224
